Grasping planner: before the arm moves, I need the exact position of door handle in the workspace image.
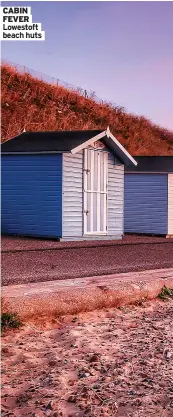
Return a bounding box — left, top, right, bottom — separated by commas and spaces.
83, 210, 90, 215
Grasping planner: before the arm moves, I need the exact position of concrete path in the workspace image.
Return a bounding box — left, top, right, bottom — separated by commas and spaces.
2, 234, 171, 251
2, 268, 173, 320
2, 237, 173, 285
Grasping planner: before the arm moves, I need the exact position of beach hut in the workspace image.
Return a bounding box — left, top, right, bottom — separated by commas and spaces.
1, 127, 137, 241
124, 156, 173, 236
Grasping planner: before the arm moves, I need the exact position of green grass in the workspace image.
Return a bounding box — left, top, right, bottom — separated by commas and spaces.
1, 312, 22, 331
158, 286, 173, 301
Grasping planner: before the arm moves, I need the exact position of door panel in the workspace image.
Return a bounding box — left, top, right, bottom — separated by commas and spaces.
83, 149, 107, 234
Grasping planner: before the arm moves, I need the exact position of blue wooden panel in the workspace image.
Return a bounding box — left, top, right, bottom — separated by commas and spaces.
124, 174, 168, 235
1, 154, 62, 238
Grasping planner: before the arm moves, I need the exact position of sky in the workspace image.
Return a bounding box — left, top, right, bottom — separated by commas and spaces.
1, 1, 173, 130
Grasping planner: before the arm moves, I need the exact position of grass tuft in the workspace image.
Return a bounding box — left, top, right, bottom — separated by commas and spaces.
158, 286, 173, 301
1, 312, 22, 331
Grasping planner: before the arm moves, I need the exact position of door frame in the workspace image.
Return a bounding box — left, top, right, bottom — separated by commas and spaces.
83, 148, 108, 236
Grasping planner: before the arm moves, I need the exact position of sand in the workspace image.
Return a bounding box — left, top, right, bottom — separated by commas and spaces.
2, 298, 173, 417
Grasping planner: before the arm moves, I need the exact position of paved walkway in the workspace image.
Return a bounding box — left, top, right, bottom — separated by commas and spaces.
1, 234, 171, 252
2, 237, 173, 285
2, 268, 173, 319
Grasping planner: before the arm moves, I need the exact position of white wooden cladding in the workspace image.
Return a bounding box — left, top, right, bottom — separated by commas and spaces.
84, 148, 107, 234
168, 174, 173, 235
62, 149, 124, 240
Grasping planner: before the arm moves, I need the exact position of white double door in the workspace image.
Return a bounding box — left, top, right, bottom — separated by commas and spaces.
83, 148, 108, 235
